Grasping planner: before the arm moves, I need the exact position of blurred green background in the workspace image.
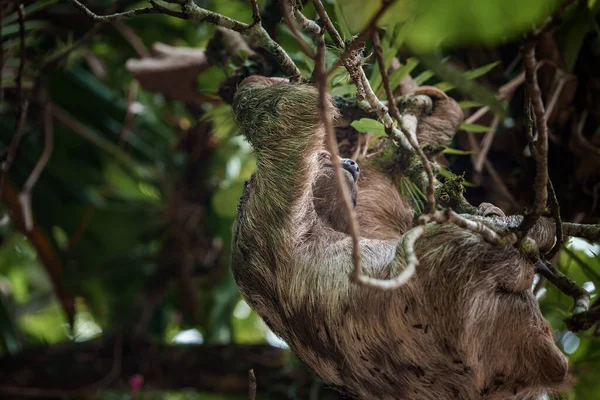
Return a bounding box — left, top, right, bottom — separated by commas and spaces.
0, 0, 599, 399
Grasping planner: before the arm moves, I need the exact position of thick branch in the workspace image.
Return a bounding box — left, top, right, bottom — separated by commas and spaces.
535, 259, 591, 329
563, 222, 600, 243
566, 303, 600, 332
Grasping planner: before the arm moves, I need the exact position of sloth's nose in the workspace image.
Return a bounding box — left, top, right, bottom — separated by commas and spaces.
341, 158, 360, 181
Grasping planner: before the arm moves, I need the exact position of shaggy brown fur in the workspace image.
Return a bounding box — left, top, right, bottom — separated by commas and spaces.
231, 76, 567, 400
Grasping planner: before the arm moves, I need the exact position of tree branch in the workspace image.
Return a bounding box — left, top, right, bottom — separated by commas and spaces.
535, 259, 591, 325
315, 38, 362, 280
70, 0, 159, 22
282, 1, 315, 58
562, 222, 600, 243
18, 104, 54, 232
311, 0, 344, 48
518, 43, 549, 238
69, 0, 302, 80
371, 30, 436, 212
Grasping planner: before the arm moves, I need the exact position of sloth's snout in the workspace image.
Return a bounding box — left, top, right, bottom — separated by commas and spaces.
341, 158, 360, 181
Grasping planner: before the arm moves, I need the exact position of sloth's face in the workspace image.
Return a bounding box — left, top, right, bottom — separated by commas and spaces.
317, 150, 360, 183
312, 150, 360, 232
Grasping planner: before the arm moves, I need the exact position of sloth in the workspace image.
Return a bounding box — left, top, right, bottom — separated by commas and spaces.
231, 76, 568, 399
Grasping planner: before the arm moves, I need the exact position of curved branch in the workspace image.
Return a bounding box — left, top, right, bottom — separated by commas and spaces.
69, 0, 301, 80
70, 0, 159, 22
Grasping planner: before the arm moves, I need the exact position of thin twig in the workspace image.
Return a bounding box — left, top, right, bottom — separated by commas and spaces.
474, 116, 500, 173
18, 104, 54, 232
371, 30, 436, 211
248, 369, 256, 400
326, 1, 395, 75
518, 43, 549, 239
528, 0, 579, 40
315, 39, 361, 276
114, 22, 149, 57
311, 0, 344, 48
546, 179, 563, 257
70, 0, 159, 22
282, 1, 315, 58
355, 225, 426, 290
294, 7, 321, 38
372, 31, 398, 120
249, 0, 261, 25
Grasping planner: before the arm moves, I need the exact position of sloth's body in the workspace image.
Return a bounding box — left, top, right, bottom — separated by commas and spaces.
231, 77, 567, 399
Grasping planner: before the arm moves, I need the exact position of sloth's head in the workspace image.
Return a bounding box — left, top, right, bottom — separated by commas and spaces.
312, 150, 360, 233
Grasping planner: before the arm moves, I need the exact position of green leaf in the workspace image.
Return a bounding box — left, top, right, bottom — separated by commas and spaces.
332, 0, 353, 40
458, 101, 484, 109
465, 61, 501, 80
442, 147, 473, 155
337, 0, 379, 32
460, 123, 490, 133
388, 58, 419, 90
436, 61, 500, 92
351, 118, 386, 137
331, 84, 358, 97
418, 53, 507, 116
413, 70, 435, 86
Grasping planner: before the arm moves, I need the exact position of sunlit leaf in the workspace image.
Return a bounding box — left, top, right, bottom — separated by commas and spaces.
413, 70, 435, 86
460, 123, 490, 133
458, 100, 484, 109
442, 147, 473, 155
332, 0, 353, 40
465, 61, 501, 80
351, 118, 386, 137
388, 58, 419, 91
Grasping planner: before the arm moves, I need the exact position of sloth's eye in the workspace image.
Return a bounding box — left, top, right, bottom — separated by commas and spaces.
318, 151, 332, 161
